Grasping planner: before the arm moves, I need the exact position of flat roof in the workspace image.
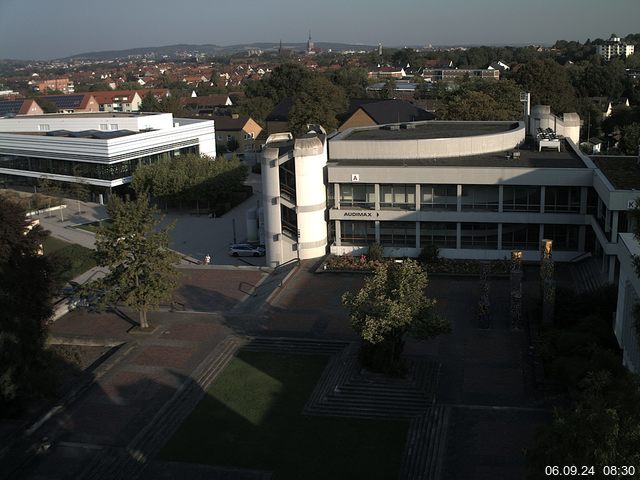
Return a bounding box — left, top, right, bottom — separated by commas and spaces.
341, 121, 519, 141
0, 112, 162, 120
329, 140, 586, 169
592, 155, 640, 190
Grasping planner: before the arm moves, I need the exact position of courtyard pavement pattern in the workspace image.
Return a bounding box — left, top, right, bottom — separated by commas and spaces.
5, 260, 549, 480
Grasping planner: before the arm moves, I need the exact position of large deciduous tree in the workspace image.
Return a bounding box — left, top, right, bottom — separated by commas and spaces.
288, 76, 347, 135
513, 58, 577, 114
92, 194, 179, 329
342, 259, 450, 374
0, 198, 59, 411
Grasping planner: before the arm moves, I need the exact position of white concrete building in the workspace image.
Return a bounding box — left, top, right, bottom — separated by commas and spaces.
0, 112, 215, 192
597, 35, 635, 60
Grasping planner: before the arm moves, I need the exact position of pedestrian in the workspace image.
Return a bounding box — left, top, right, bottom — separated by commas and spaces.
204, 254, 211, 265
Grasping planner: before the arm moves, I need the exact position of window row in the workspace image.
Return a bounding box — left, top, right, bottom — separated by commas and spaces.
338, 221, 580, 251
336, 184, 583, 213
0, 146, 199, 181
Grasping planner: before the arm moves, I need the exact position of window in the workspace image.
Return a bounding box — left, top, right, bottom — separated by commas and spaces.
420, 222, 457, 248
279, 159, 296, 202
340, 184, 375, 209
502, 224, 539, 250
227, 135, 232, 141
420, 184, 457, 210
38, 124, 50, 131
110, 124, 118, 130
341, 221, 376, 246
379, 222, 416, 247
461, 186, 499, 211
461, 223, 498, 249
544, 186, 580, 213
281, 205, 297, 240
380, 184, 416, 210
503, 186, 540, 212
100, 124, 108, 131
544, 224, 579, 250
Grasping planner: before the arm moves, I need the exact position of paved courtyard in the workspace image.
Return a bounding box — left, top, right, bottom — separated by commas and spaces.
2, 261, 549, 480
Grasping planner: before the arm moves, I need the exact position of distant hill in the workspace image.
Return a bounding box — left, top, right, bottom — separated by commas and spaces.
59, 42, 379, 61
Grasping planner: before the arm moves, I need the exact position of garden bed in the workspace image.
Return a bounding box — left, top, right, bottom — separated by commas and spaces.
319, 254, 510, 277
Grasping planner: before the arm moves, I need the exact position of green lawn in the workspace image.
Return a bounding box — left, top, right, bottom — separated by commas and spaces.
161, 351, 409, 480
42, 237, 96, 282
74, 219, 112, 233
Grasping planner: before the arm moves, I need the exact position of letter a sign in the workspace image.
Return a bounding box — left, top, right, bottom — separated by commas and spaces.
351, 174, 360, 182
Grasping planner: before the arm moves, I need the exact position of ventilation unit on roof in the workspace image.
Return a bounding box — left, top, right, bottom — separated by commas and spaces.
389, 124, 400, 131
401, 123, 416, 129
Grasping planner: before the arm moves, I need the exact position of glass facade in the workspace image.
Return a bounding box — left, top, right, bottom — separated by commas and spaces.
544, 224, 579, 250
544, 186, 581, 213
341, 221, 376, 246
278, 159, 296, 202
380, 221, 416, 247
0, 146, 198, 181
420, 222, 457, 248
502, 223, 539, 250
461, 185, 499, 211
503, 186, 541, 212
461, 223, 499, 249
420, 184, 457, 210
281, 205, 298, 240
340, 184, 375, 209
380, 184, 416, 210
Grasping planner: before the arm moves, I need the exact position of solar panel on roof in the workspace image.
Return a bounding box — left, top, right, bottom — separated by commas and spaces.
42, 95, 84, 109
0, 100, 24, 116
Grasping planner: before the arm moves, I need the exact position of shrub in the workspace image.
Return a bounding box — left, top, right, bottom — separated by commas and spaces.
368, 242, 384, 262
418, 243, 439, 264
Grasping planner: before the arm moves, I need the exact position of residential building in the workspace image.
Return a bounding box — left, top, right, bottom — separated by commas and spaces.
338, 99, 433, 132
0, 112, 215, 193
421, 67, 500, 82
184, 94, 233, 116
597, 35, 635, 60
212, 114, 262, 153
368, 67, 406, 79
36, 78, 74, 94
0, 99, 44, 117
89, 90, 144, 112
39, 94, 100, 113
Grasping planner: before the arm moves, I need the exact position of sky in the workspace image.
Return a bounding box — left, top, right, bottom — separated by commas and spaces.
0, 0, 639, 60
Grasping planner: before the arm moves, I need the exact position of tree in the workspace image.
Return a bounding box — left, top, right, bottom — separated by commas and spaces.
379, 79, 397, 100
139, 92, 162, 112
237, 96, 274, 128
527, 371, 640, 478
342, 260, 450, 373
436, 79, 522, 121
0, 198, 60, 411
35, 97, 59, 113
331, 66, 369, 97
513, 58, 577, 113
91, 194, 180, 328
288, 76, 347, 134
620, 122, 640, 155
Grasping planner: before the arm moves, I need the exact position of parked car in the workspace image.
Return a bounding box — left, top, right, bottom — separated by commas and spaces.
228, 243, 266, 257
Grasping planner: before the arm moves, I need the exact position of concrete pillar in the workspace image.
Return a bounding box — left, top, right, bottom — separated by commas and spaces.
597, 197, 603, 219
456, 222, 461, 249
498, 185, 504, 213
539, 224, 545, 246
415, 221, 420, 249
335, 220, 341, 247
612, 211, 619, 243
578, 225, 586, 252
580, 187, 588, 215
334, 184, 340, 209
261, 146, 283, 267
375, 220, 380, 243
608, 255, 616, 284
539, 186, 546, 213
374, 184, 380, 211
415, 184, 421, 211
605, 208, 611, 233
497, 223, 503, 250
457, 184, 463, 212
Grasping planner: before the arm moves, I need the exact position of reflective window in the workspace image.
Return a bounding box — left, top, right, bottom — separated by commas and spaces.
503, 186, 541, 212
380, 221, 416, 247
341, 221, 376, 246
461, 223, 499, 249
420, 222, 457, 248
339, 184, 375, 209
502, 223, 539, 250
380, 184, 416, 210
420, 184, 457, 210
461, 186, 499, 211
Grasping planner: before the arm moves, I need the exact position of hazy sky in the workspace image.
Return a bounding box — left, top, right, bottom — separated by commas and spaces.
0, 0, 639, 60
